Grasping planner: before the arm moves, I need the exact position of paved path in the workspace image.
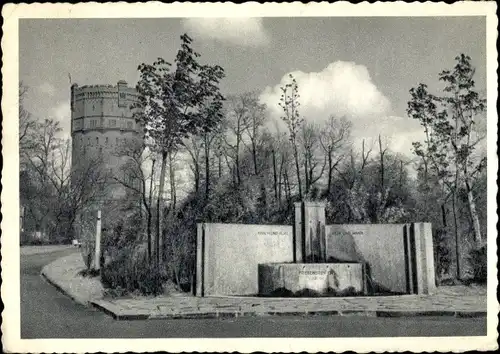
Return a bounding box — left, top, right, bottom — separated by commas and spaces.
44, 252, 486, 320
20, 250, 488, 340
94, 290, 486, 320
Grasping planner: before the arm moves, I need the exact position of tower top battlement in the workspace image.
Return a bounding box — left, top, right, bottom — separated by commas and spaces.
70, 80, 138, 97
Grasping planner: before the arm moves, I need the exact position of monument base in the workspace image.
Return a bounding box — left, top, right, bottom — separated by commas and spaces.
258, 263, 365, 297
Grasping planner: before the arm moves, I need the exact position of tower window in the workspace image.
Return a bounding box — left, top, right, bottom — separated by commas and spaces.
87, 138, 90, 146
96, 137, 99, 145
110, 119, 116, 127
105, 137, 109, 145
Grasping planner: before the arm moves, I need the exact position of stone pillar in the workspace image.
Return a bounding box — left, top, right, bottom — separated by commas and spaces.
195, 223, 205, 297
293, 202, 327, 263
293, 202, 304, 263
404, 222, 436, 295
413, 222, 436, 294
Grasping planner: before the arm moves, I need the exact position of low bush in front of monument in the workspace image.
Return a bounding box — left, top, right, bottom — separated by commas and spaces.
100, 246, 165, 296
467, 244, 487, 284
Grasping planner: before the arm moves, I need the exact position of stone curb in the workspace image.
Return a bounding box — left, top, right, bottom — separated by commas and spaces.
90, 300, 487, 321
40, 268, 90, 306
40, 254, 103, 307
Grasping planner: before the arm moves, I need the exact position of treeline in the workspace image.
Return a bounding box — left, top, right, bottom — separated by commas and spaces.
19, 83, 112, 245
105, 36, 486, 293
18, 34, 486, 293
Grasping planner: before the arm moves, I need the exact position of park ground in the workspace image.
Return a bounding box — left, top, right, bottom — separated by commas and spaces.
18, 246, 489, 339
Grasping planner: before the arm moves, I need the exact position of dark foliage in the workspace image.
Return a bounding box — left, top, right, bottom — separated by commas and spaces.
101, 246, 164, 296
467, 245, 487, 284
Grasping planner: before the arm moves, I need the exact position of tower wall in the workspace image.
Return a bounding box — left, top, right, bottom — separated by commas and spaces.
70, 80, 143, 201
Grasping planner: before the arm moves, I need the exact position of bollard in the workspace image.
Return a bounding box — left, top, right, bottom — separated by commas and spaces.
94, 210, 102, 271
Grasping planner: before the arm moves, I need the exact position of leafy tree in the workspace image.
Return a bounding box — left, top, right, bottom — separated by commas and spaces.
133, 34, 225, 267
408, 54, 486, 247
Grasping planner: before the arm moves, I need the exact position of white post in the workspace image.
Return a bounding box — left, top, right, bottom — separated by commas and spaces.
94, 210, 102, 271
20, 206, 25, 232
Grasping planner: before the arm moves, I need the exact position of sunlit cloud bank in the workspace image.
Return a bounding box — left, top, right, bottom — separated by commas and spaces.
260, 61, 424, 156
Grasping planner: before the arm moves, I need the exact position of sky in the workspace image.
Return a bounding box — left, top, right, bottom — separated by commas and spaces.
19, 17, 486, 156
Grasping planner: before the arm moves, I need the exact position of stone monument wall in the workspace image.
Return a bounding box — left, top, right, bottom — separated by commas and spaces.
325, 222, 436, 295
196, 216, 435, 296
325, 224, 407, 293
196, 223, 294, 296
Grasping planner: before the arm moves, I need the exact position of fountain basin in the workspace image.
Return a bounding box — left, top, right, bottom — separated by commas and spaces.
258, 263, 365, 297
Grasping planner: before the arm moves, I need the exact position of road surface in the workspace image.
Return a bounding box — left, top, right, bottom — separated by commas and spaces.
21, 248, 487, 338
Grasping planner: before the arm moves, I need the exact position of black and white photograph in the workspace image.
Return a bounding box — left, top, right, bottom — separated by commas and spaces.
1, 2, 498, 353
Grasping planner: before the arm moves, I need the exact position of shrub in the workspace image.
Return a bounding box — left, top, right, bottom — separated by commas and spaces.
433, 227, 452, 280
100, 246, 164, 296
467, 244, 487, 284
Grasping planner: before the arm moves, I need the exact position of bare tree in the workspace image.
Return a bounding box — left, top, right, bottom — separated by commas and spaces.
242, 93, 267, 176
224, 93, 253, 184
300, 122, 326, 196
319, 116, 351, 193
112, 141, 156, 262
21, 118, 64, 238
19, 82, 36, 152
279, 74, 303, 199
183, 136, 203, 192
334, 139, 374, 222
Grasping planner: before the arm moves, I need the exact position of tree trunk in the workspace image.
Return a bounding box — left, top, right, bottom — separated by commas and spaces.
378, 134, 385, 191
465, 179, 482, 245
327, 151, 333, 194
156, 152, 168, 268
252, 141, 258, 175
304, 152, 309, 195
293, 143, 302, 199
169, 153, 176, 212
218, 153, 222, 178
451, 192, 461, 279
272, 150, 278, 200
205, 138, 210, 200
236, 137, 241, 185
283, 169, 290, 202
146, 208, 152, 263
147, 159, 155, 263
441, 204, 447, 228
194, 165, 200, 192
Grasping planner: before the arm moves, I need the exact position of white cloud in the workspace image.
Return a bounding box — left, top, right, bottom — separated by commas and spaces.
181, 18, 270, 47
49, 102, 71, 140
259, 61, 426, 156
260, 61, 391, 126
38, 82, 56, 96
352, 115, 425, 157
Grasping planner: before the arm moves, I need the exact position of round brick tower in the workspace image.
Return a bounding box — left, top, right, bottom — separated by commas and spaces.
70, 80, 143, 201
